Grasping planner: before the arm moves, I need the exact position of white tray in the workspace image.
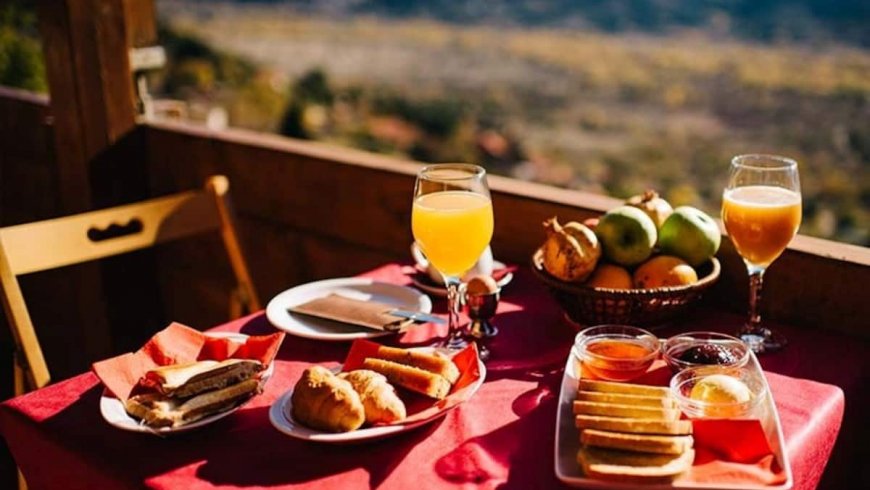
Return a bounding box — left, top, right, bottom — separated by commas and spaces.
554, 351, 793, 490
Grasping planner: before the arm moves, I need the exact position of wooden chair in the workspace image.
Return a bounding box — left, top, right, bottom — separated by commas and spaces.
0, 175, 261, 395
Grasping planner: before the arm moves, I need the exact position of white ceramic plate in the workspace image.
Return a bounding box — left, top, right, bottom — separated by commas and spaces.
553, 351, 793, 489
269, 353, 486, 443
409, 261, 513, 298
266, 278, 433, 341
100, 332, 274, 436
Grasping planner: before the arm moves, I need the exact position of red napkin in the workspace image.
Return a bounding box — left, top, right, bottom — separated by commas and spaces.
685, 419, 787, 485
92, 322, 285, 401
342, 339, 482, 425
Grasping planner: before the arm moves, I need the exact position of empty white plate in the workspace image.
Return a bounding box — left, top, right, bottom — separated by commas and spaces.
265, 278, 433, 341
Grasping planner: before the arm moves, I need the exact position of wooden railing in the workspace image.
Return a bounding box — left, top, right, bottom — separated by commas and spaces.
2, 87, 869, 351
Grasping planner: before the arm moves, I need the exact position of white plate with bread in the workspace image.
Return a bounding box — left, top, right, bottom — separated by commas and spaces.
269, 345, 486, 443
266, 278, 433, 341
100, 333, 273, 435
554, 351, 793, 489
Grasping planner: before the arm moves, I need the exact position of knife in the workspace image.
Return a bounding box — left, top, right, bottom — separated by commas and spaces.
389, 309, 447, 325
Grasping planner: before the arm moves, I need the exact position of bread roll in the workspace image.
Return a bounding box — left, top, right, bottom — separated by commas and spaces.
362, 358, 451, 399
291, 366, 365, 432
339, 370, 406, 424
371, 346, 460, 384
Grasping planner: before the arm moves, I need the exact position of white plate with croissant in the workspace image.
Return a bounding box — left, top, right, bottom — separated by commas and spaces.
269, 345, 486, 443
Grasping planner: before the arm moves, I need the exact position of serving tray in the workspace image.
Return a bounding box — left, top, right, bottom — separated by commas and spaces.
554, 350, 793, 490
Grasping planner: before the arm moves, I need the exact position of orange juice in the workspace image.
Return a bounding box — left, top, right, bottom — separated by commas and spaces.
722, 186, 801, 267
412, 191, 493, 277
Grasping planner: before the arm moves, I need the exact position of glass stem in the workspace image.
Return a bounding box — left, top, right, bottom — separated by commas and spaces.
746, 267, 765, 332
444, 276, 464, 345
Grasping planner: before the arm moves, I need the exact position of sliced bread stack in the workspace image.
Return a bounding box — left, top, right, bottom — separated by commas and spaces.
574, 379, 694, 483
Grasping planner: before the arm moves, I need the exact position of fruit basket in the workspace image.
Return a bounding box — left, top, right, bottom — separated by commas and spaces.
531, 248, 720, 327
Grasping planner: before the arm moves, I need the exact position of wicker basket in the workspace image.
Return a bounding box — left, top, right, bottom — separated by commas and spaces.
531, 249, 720, 327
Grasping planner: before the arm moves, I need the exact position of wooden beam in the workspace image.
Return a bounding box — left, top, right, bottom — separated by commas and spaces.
34, 0, 156, 366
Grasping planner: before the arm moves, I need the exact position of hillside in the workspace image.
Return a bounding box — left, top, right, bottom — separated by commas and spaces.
159, 3, 870, 245
181, 0, 870, 46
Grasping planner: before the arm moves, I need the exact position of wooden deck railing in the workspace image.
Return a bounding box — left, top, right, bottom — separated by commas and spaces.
2, 87, 869, 350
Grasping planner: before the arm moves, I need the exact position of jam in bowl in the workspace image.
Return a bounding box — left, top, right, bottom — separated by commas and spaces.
572, 325, 660, 382
663, 331, 749, 374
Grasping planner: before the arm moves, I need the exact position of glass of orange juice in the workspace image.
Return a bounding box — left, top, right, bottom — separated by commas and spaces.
412, 164, 493, 352
722, 154, 801, 353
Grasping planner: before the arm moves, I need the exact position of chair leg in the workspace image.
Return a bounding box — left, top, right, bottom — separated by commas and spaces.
228, 286, 243, 319
13, 354, 28, 489
13, 352, 26, 396
17, 468, 27, 490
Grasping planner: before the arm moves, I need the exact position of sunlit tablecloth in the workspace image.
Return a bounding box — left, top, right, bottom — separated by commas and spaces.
0, 264, 844, 489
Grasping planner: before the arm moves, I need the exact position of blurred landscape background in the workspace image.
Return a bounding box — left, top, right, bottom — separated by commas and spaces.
2, 0, 868, 245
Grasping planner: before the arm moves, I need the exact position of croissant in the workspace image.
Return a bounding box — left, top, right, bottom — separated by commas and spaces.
338, 370, 406, 424
291, 366, 365, 432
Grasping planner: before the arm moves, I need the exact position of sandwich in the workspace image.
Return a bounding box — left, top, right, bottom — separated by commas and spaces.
125, 359, 265, 428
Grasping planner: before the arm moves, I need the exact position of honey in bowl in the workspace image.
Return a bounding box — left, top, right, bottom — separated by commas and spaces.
574, 325, 660, 382
579, 338, 658, 381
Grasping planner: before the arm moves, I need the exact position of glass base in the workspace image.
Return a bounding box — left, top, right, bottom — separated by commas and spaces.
434, 335, 490, 362
739, 328, 787, 354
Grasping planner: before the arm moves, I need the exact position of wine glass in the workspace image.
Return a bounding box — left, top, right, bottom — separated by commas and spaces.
722, 154, 801, 353
412, 164, 493, 352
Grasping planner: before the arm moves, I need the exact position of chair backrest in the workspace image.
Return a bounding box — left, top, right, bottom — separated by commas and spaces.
0, 175, 261, 392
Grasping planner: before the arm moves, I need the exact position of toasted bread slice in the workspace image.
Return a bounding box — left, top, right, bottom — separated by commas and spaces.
573, 401, 680, 420
575, 415, 692, 435
125, 378, 260, 428
578, 446, 694, 483
362, 358, 451, 399
372, 346, 460, 384
581, 429, 693, 455
578, 379, 670, 398
576, 390, 676, 408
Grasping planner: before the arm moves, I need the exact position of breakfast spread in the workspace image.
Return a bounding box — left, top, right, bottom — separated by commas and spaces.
574, 379, 695, 483
124, 359, 266, 428
290, 345, 462, 432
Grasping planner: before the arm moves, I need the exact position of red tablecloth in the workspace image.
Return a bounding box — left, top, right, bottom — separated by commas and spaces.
0, 264, 846, 490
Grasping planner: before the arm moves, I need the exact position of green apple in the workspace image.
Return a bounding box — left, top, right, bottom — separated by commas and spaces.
595, 206, 657, 267
658, 206, 721, 266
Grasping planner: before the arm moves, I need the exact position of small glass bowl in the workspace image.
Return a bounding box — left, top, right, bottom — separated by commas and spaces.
663, 331, 750, 374
670, 365, 767, 419
572, 325, 660, 382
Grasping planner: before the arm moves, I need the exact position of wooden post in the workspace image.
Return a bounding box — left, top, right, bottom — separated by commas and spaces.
33, 0, 158, 366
